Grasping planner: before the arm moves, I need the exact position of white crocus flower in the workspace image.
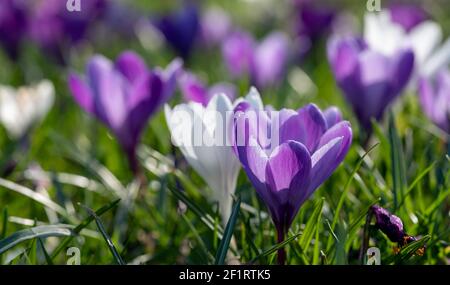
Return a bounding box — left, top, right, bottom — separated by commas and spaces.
0, 80, 55, 139
165, 88, 262, 223
364, 11, 450, 78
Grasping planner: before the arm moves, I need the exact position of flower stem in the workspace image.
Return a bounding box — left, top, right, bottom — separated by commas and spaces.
276, 227, 286, 265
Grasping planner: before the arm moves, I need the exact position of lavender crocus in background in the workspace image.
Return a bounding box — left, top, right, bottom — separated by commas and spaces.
327, 36, 414, 134
153, 3, 200, 59
0, 0, 27, 59
222, 31, 290, 89
233, 88, 352, 264
178, 71, 236, 105
388, 4, 428, 32
68, 51, 182, 174
418, 69, 450, 135
200, 6, 232, 47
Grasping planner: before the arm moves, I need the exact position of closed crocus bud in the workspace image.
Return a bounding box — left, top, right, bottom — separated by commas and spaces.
233, 87, 352, 263
0, 80, 54, 139
68, 51, 182, 174
165, 93, 243, 224
252, 32, 290, 89
419, 69, 450, 134
371, 205, 405, 243
153, 3, 200, 59
327, 36, 414, 132
222, 30, 255, 78
178, 71, 236, 106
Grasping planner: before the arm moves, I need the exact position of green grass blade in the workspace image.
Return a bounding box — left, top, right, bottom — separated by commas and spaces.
215, 197, 241, 265
80, 204, 125, 265
50, 199, 120, 259
326, 143, 379, 252
299, 198, 324, 253
250, 232, 301, 264
388, 113, 407, 211
1, 208, 7, 239
38, 238, 54, 265
167, 186, 223, 236
0, 225, 74, 254
388, 235, 431, 264
0, 178, 69, 219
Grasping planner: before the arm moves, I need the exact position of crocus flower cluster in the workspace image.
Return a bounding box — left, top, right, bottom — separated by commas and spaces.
68, 51, 182, 173
178, 71, 236, 106
232, 88, 352, 262
0, 0, 108, 61
418, 69, 450, 134
364, 6, 450, 78
222, 31, 290, 89
327, 36, 414, 132
165, 93, 244, 223
0, 80, 54, 139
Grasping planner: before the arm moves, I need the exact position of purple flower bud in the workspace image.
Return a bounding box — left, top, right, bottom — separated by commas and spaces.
327, 36, 414, 132
68, 51, 182, 173
200, 7, 232, 47
371, 205, 405, 243
222, 31, 290, 89
153, 3, 200, 59
419, 69, 450, 134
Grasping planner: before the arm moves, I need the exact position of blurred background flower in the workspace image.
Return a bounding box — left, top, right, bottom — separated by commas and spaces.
68, 51, 182, 173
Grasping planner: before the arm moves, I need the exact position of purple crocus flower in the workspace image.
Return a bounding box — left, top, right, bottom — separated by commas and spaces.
178, 71, 236, 105
232, 88, 352, 263
68, 51, 182, 173
327, 36, 414, 132
28, 0, 107, 61
200, 7, 232, 47
0, 0, 27, 59
222, 31, 290, 89
294, 0, 335, 40
389, 4, 428, 32
418, 69, 450, 134
153, 3, 199, 59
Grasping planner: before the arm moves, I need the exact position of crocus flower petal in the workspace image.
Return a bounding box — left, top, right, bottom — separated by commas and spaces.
266, 141, 311, 193
222, 30, 254, 77
115, 51, 148, 84
68, 73, 95, 115
278, 104, 327, 152
178, 71, 208, 105
87, 55, 129, 131
389, 4, 427, 32
407, 21, 442, 66
323, 106, 342, 128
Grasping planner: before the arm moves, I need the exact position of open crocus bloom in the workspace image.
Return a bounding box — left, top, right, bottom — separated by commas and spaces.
232, 87, 352, 240
222, 30, 290, 89
327, 36, 414, 131
165, 91, 256, 223
68, 51, 181, 173
418, 69, 450, 134
178, 71, 236, 106
0, 80, 54, 139
364, 8, 450, 78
